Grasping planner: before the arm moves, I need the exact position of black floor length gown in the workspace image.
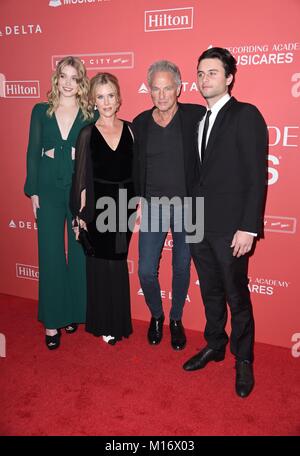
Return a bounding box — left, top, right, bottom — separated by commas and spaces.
77, 122, 135, 340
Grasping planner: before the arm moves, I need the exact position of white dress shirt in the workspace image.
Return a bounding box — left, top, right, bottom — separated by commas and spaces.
198, 93, 231, 155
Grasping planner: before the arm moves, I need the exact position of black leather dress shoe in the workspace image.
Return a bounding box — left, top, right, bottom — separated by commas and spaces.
147, 314, 165, 345
235, 360, 254, 398
170, 319, 186, 350
183, 345, 225, 371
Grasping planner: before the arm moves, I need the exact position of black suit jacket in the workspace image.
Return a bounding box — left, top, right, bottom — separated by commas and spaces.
192, 97, 268, 237
132, 102, 206, 198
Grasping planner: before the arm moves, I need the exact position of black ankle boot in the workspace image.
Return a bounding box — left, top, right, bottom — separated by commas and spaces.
147, 314, 165, 345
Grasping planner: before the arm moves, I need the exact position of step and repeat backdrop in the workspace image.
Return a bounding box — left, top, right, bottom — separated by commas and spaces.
0, 0, 299, 349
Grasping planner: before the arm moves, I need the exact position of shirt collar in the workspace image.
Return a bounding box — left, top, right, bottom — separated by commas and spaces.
208, 93, 231, 116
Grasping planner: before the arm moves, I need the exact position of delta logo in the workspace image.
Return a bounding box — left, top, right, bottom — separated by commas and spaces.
145, 7, 194, 32
0, 74, 40, 98
138, 81, 198, 94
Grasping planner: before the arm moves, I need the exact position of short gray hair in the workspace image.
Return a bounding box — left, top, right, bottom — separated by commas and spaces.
147, 60, 182, 87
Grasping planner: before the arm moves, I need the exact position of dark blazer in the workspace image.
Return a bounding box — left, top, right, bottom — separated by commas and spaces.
192, 97, 268, 236
132, 102, 206, 198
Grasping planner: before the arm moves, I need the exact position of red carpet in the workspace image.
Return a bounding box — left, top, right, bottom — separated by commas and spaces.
0, 294, 299, 436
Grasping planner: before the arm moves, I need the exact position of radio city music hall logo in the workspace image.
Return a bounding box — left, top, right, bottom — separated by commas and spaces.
0, 73, 40, 98
144, 7, 194, 32
52, 52, 134, 70
264, 216, 297, 234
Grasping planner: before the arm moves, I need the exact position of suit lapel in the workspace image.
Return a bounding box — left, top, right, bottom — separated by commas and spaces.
201, 97, 237, 167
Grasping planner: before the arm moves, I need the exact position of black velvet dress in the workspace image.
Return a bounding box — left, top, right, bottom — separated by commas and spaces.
70, 122, 136, 340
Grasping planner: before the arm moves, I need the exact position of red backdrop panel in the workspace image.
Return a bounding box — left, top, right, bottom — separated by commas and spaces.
0, 0, 299, 349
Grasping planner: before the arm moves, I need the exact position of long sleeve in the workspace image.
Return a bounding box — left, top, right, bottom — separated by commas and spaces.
70, 124, 95, 223
237, 105, 268, 235
24, 104, 44, 196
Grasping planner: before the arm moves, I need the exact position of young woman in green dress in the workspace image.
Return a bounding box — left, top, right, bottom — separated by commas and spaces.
25, 56, 95, 350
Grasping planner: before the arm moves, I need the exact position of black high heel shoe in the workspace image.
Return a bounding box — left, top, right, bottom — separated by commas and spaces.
45, 329, 61, 350
64, 323, 78, 334
107, 338, 117, 346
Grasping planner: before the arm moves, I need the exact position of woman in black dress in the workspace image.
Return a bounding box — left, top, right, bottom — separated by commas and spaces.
70, 73, 136, 345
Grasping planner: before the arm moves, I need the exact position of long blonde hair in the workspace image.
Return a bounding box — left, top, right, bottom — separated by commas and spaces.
47, 56, 93, 120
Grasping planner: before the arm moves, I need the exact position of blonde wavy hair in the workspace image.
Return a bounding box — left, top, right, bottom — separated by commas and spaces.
47, 56, 93, 120
89, 72, 122, 112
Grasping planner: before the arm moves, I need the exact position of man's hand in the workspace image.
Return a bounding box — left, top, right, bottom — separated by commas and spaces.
231, 230, 254, 257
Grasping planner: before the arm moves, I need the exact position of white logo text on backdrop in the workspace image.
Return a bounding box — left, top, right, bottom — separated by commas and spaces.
145, 7, 194, 32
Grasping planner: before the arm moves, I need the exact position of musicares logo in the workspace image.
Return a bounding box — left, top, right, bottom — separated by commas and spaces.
145, 7, 194, 32
49, 0, 111, 7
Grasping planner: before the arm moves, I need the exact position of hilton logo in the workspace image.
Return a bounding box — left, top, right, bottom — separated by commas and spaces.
1, 80, 40, 98
16, 264, 39, 281
52, 52, 134, 70
145, 7, 194, 32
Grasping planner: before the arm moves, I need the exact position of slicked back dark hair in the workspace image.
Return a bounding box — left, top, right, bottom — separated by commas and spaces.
197, 47, 237, 91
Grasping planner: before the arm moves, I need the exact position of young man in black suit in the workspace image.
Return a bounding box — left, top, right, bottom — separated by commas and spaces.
183, 48, 268, 398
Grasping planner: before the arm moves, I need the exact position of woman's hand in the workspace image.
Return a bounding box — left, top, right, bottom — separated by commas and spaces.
31, 195, 40, 219
73, 217, 87, 240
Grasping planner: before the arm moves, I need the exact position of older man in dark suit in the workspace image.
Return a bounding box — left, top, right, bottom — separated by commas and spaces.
183, 48, 268, 398
133, 61, 205, 350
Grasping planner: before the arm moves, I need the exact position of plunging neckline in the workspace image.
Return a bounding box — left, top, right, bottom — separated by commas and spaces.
54, 108, 80, 141
94, 121, 124, 152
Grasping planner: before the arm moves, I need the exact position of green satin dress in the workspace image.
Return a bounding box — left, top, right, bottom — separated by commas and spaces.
25, 103, 95, 328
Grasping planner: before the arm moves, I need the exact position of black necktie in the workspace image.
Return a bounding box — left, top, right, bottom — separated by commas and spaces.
201, 110, 212, 162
